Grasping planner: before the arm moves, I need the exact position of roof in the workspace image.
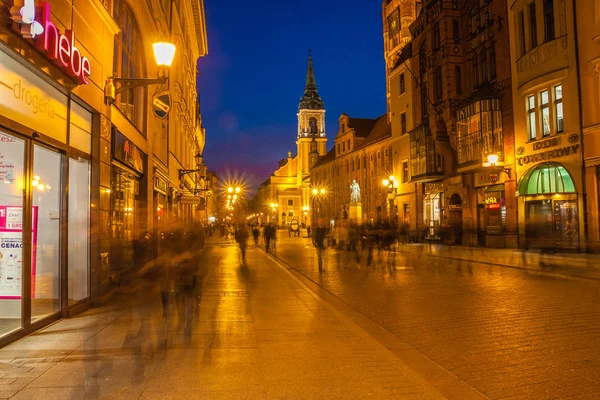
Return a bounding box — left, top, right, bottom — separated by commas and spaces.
347, 117, 378, 138
312, 147, 336, 169
355, 114, 391, 149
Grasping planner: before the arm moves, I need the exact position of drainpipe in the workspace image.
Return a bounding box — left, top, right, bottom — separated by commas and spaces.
572, 0, 590, 252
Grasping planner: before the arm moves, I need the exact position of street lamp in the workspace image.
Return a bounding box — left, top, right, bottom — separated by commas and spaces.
484, 153, 512, 183
382, 175, 398, 224
105, 41, 176, 101
310, 187, 328, 223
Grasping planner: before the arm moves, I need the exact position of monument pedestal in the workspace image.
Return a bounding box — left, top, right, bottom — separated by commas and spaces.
349, 202, 363, 223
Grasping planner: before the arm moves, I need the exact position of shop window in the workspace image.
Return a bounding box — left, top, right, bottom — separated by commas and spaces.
403, 203, 410, 227
554, 84, 563, 133
529, 2, 538, 48
400, 73, 405, 94
527, 95, 537, 140
113, 0, 146, 130
68, 158, 90, 305
110, 169, 138, 273
543, 0, 555, 42
401, 112, 407, 134
424, 192, 442, 238
540, 90, 550, 136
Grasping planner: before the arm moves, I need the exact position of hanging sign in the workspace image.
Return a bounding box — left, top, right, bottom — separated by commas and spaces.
10, 1, 92, 84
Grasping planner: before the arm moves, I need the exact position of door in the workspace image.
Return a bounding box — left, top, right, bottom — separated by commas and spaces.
0, 131, 26, 339
31, 144, 63, 322
526, 201, 554, 248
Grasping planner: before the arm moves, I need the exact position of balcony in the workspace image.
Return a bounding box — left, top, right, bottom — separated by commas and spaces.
409, 124, 444, 182
456, 98, 504, 171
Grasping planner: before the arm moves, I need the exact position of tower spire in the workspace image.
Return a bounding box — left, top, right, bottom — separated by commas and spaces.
299, 50, 324, 110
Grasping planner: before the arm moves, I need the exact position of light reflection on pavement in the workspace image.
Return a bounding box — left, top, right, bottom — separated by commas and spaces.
271, 234, 600, 400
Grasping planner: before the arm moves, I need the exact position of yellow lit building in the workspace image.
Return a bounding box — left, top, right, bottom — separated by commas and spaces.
507, 0, 585, 250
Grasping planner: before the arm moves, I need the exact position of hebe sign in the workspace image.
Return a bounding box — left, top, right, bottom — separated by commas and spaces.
12, 1, 91, 85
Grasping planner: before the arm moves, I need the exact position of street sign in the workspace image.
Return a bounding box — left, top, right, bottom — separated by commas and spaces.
152, 91, 171, 119
290, 219, 299, 231
206, 190, 213, 198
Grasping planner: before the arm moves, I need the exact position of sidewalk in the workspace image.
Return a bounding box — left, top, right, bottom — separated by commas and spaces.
0, 236, 452, 399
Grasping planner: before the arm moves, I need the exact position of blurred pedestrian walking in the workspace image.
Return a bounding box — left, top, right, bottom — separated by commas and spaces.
235, 224, 249, 262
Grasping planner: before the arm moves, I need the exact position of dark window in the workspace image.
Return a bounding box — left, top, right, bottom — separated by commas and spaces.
400, 73, 406, 94
113, 0, 145, 129
288, 199, 294, 206
473, 53, 479, 88
452, 20, 460, 43
347, 139, 350, 150
482, 47, 489, 82
543, 0, 555, 42
455, 66, 462, 94
433, 22, 441, 50
342, 142, 345, 151
357, 158, 361, 169
518, 11, 526, 55
434, 66, 443, 101
352, 160, 355, 172
529, 2, 537, 48
402, 161, 409, 183
309, 117, 318, 134
490, 44, 497, 80
401, 112, 407, 134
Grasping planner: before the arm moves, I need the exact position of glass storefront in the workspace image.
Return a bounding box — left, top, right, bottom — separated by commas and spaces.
423, 192, 443, 239
111, 168, 139, 273
68, 158, 90, 305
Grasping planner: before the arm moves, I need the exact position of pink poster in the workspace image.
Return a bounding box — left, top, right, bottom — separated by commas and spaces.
0, 205, 38, 299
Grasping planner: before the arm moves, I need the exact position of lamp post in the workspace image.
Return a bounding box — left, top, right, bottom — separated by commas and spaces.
302, 206, 310, 226
105, 41, 176, 101
484, 153, 512, 183
382, 175, 398, 224
310, 187, 327, 225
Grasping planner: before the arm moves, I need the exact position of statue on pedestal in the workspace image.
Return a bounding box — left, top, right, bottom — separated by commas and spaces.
350, 180, 361, 203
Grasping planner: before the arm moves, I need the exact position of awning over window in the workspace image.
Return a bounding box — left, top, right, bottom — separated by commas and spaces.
517, 162, 576, 196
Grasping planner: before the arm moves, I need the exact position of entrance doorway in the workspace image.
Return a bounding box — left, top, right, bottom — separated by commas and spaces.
448, 193, 463, 245
0, 129, 90, 346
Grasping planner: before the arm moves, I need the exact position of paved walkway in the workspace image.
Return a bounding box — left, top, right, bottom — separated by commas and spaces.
0, 237, 452, 399
284, 229, 600, 280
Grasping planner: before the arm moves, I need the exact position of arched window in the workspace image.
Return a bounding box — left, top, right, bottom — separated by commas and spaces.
113, 0, 145, 129
309, 117, 318, 134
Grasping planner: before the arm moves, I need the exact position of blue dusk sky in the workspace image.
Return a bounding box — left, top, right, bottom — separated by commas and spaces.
197, 0, 386, 193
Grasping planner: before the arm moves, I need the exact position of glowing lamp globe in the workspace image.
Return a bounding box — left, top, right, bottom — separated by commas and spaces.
487, 154, 499, 165
153, 42, 176, 67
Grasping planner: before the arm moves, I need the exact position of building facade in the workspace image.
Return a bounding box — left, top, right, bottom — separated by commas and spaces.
254, 54, 327, 227
310, 114, 393, 224
0, 0, 207, 347
507, 0, 585, 250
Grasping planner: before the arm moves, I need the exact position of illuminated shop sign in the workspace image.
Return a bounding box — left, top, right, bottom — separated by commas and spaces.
10, 1, 91, 85
516, 135, 580, 166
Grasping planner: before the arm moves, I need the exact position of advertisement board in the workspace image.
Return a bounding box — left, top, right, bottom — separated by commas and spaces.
0, 206, 38, 298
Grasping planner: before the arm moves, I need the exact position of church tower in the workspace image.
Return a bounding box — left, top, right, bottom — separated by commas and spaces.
297, 51, 326, 179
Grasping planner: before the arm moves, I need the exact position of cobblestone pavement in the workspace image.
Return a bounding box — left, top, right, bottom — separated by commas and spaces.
270, 235, 600, 400
0, 237, 453, 399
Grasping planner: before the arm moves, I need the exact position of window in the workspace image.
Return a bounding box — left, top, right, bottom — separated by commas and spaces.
357, 158, 361, 169
473, 53, 479, 88
452, 20, 460, 43
434, 66, 443, 101
554, 84, 563, 133
288, 199, 294, 206
400, 73, 406, 94
482, 47, 488, 82
540, 90, 550, 136
352, 160, 355, 172
543, 0, 555, 42
433, 22, 441, 50
401, 112, 407, 134
113, 0, 145, 128
402, 160, 409, 183
342, 142, 345, 152
378, 152, 381, 159
529, 2, 537, 48
385, 149, 388, 157
370, 154, 373, 162
455, 66, 462, 94
527, 95, 537, 140
347, 139, 350, 150
337, 144, 340, 154
490, 44, 497, 80
309, 117, 318, 134
518, 11, 526, 55
346, 161, 349, 173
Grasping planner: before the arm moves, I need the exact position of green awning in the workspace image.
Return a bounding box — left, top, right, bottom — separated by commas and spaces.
517, 162, 576, 196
